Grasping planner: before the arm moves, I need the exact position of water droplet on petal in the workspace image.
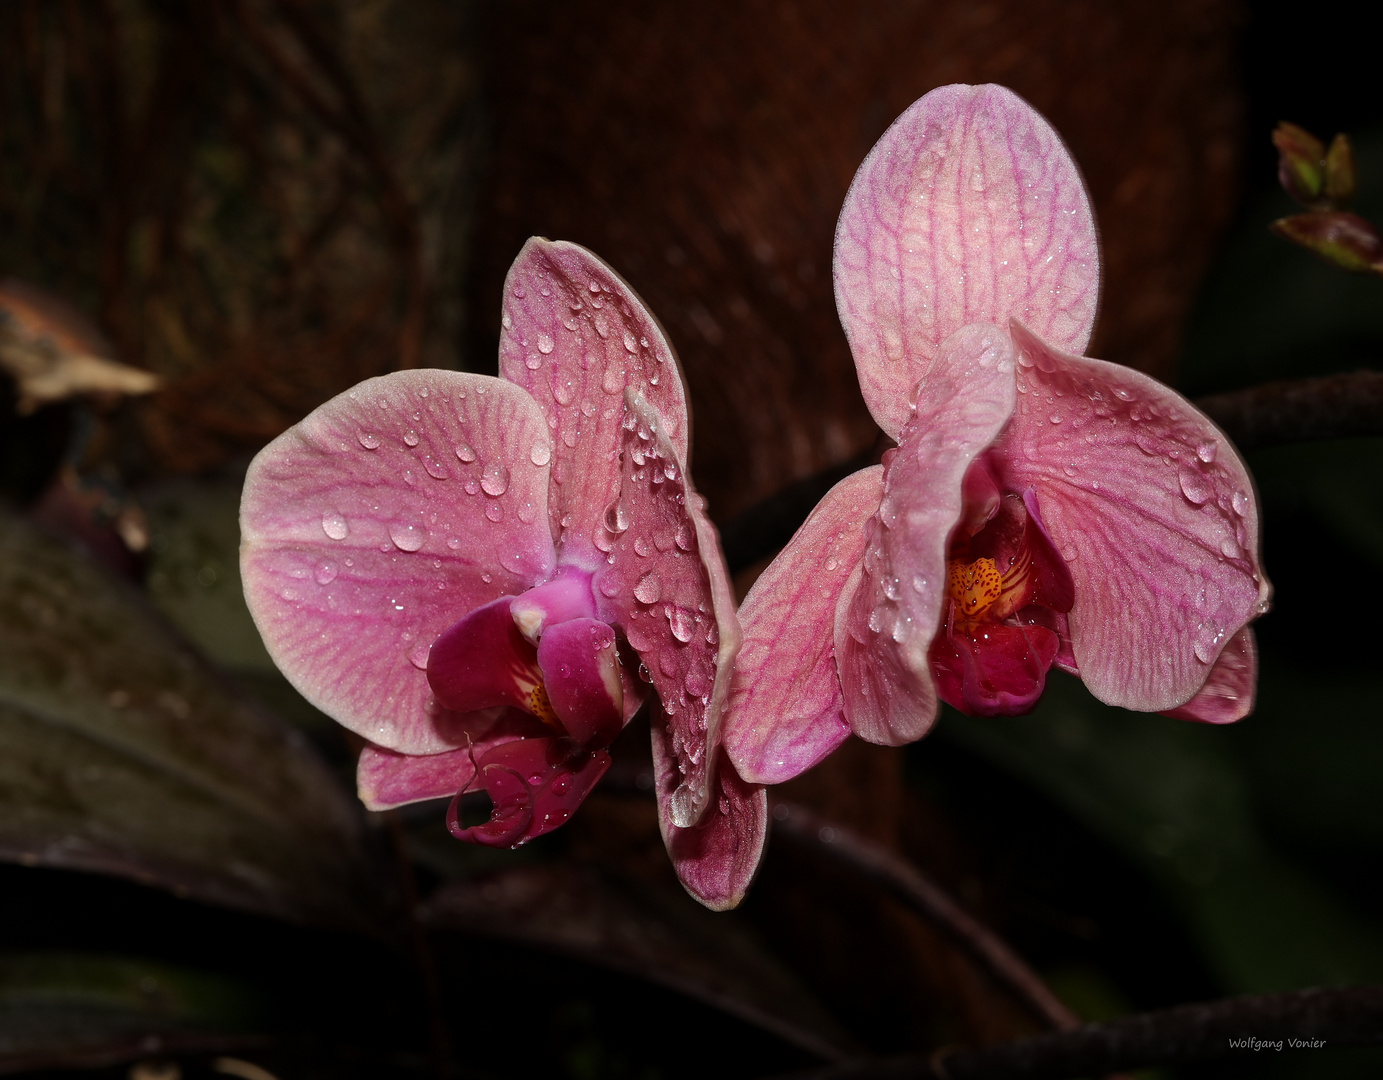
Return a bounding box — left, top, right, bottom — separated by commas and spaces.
1197, 441, 1218, 463
389, 522, 425, 552
486, 504, 503, 523
321, 511, 349, 540
634, 573, 661, 604
634, 535, 652, 557
481, 462, 510, 496
1231, 490, 1249, 516
668, 607, 694, 643
423, 456, 450, 480
537, 333, 555, 354
1220, 536, 1241, 558
314, 559, 338, 585
1178, 467, 1213, 505
358, 432, 380, 450
455, 443, 476, 463
685, 669, 709, 698
604, 501, 629, 534
675, 521, 694, 551
402, 430, 419, 447
409, 642, 431, 670
623, 330, 638, 353
824, 556, 839, 571
529, 443, 551, 466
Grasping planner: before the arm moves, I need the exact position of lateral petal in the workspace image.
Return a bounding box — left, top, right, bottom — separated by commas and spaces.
834, 84, 1099, 439
499, 238, 691, 564
241, 371, 556, 754
834, 324, 1017, 744
1162, 626, 1257, 724
723, 466, 884, 785
997, 322, 1271, 712
594, 389, 741, 830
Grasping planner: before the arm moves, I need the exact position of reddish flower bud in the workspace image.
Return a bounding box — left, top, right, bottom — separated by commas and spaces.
1271, 211, 1383, 275
1323, 133, 1357, 206
1273, 122, 1326, 207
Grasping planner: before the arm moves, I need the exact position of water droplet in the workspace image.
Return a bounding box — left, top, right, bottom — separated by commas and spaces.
685, 669, 709, 698
446, 536, 461, 549
602, 365, 623, 394
588, 279, 601, 293
593, 312, 609, 338
530, 443, 551, 466
634, 535, 652, 557
389, 522, 425, 552
911, 574, 928, 593
321, 511, 349, 540
675, 521, 694, 551
668, 607, 694, 643
455, 443, 476, 463
604, 501, 629, 534
537, 333, 555, 354
1196, 441, 1218, 463
481, 462, 510, 496
1219, 536, 1241, 558
634, 573, 661, 604
423, 456, 450, 480
1231, 490, 1249, 517
1049, 413, 1063, 424
486, 504, 503, 523
358, 432, 380, 450
409, 642, 431, 670
1178, 467, 1213, 506
281, 587, 300, 602
1063, 463, 1077, 477
623, 330, 638, 353
403, 430, 419, 447
501, 313, 513, 330
402, 469, 417, 486
314, 559, 338, 585
463, 479, 479, 495
525, 354, 541, 370
824, 556, 839, 571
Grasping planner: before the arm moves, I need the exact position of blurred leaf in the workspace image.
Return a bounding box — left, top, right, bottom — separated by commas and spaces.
142, 474, 276, 674
0, 507, 382, 930
1180, 127, 1383, 396
422, 863, 857, 1063
941, 675, 1383, 994
0, 951, 262, 1072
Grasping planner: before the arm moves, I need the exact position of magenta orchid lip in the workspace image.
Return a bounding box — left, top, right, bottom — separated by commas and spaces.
240, 238, 765, 911
723, 84, 1271, 788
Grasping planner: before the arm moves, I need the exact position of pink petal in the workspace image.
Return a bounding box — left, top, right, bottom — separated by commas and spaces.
653, 738, 767, 912
834, 324, 1017, 744
499, 238, 691, 565
834, 84, 1099, 439
1162, 626, 1258, 724
931, 622, 1060, 716
355, 708, 537, 810
997, 322, 1271, 712
536, 617, 624, 745
594, 389, 741, 830
427, 596, 543, 715
241, 371, 556, 754
446, 736, 611, 848
722, 466, 885, 785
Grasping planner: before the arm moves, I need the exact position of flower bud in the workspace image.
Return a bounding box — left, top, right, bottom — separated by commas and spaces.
1323, 133, 1356, 206
1273, 122, 1325, 206
1271, 211, 1383, 275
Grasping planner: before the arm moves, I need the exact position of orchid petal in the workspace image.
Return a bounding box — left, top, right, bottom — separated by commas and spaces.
447, 736, 611, 848
723, 467, 884, 784
241, 371, 556, 754
1162, 626, 1258, 724
834, 84, 1099, 439
355, 707, 537, 810
931, 622, 1060, 716
835, 324, 1017, 744
536, 617, 624, 745
595, 389, 741, 830
499, 238, 691, 563
653, 736, 767, 912
997, 322, 1271, 712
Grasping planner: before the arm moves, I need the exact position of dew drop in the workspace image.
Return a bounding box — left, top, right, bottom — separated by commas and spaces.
1178, 467, 1213, 506
537, 333, 555, 354
321, 511, 349, 540
455, 443, 477, 463
402, 469, 417, 486
634, 535, 652, 557
409, 642, 431, 670
668, 607, 694, 643
824, 556, 839, 571
1220, 536, 1241, 558
486, 504, 503, 523
389, 522, 425, 552
525, 354, 541, 370
623, 330, 638, 353
357, 432, 380, 450
481, 462, 510, 496
588, 279, 601, 293
314, 559, 339, 585
553, 376, 575, 405
685, 669, 709, 698
1196, 441, 1218, 463
602, 365, 623, 395
530, 443, 551, 466
634, 573, 661, 604
446, 536, 461, 549
423, 456, 450, 480
1231, 490, 1249, 517
403, 430, 420, 447
675, 521, 694, 551
464, 479, 479, 495
604, 501, 630, 534
599, 576, 620, 598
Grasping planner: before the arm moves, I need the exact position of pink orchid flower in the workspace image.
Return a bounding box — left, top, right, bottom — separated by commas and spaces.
723, 85, 1272, 784
241, 239, 765, 910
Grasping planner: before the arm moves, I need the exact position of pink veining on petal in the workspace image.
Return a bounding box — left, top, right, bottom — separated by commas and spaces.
499, 238, 691, 563
595, 389, 742, 831
653, 735, 767, 912
1162, 626, 1258, 724
835, 324, 1017, 744
834, 84, 1099, 439
241, 370, 556, 754
723, 466, 884, 785
996, 321, 1271, 712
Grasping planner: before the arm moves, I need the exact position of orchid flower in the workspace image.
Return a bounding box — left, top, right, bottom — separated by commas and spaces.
723, 85, 1272, 784
241, 239, 765, 910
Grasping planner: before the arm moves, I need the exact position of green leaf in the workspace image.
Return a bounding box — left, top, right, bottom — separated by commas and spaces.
941, 674, 1383, 994
0, 507, 382, 930
0, 951, 262, 1070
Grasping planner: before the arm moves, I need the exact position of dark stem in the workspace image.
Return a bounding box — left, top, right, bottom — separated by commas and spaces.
1195, 370, 1383, 452
769, 801, 1081, 1034
772, 984, 1383, 1080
